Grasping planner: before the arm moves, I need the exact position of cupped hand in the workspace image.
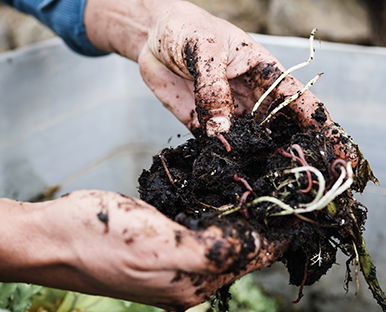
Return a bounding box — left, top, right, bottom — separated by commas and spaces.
28, 190, 289, 311
137, 1, 358, 164
84, 0, 358, 163
138, 1, 319, 133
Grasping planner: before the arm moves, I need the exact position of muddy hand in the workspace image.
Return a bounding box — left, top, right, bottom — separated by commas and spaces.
137, 1, 293, 136
84, 0, 358, 162
138, 1, 240, 136
138, 2, 358, 166
0, 191, 289, 311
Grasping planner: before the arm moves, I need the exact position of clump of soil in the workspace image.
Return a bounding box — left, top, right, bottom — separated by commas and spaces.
139, 113, 368, 291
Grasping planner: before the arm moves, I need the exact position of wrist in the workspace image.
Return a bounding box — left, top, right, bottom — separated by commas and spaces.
0, 198, 75, 286
84, 0, 178, 61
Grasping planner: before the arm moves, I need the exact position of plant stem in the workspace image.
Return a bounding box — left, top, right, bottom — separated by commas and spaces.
252, 28, 318, 114
259, 73, 322, 126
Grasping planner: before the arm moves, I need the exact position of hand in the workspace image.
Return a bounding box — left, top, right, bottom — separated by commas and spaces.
84, 0, 358, 164
137, 2, 358, 165
0, 191, 289, 311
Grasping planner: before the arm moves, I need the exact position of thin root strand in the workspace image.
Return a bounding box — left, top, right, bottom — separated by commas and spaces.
252, 28, 318, 114
260, 73, 323, 126
160, 155, 176, 188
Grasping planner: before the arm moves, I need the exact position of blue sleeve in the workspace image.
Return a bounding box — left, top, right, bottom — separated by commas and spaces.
1, 0, 109, 56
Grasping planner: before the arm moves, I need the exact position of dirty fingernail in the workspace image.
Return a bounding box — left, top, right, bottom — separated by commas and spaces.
247, 231, 261, 259
206, 116, 231, 137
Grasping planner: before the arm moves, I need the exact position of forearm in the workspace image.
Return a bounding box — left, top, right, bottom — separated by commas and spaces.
0, 198, 74, 286
84, 0, 176, 61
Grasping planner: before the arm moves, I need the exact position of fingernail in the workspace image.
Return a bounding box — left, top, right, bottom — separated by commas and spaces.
250, 231, 261, 258
206, 116, 231, 137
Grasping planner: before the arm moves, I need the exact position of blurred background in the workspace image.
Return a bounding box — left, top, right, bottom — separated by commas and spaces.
1, 1, 386, 312
1, 0, 386, 52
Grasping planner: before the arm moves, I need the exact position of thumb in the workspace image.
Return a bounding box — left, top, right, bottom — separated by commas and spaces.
183, 38, 234, 136
138, 45, 199, 131
173, 225, 261, 275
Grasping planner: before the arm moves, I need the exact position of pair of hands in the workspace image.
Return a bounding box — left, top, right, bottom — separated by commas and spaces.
0, 0, 354, 311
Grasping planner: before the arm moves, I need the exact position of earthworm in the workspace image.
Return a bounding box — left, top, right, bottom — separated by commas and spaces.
291, 144, 313, 193
330, 159, 348, 179
327, 159, 348, 189
233, 174, 254, 193
234, 174, 254, 219
292, 255, 309, 304
291, 144, 307, 164
238, 191, 251, 219
275, 146, 312, 193
217, 133, 231, 152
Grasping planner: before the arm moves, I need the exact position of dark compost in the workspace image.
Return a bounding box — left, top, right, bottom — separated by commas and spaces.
139, 112, 385, 310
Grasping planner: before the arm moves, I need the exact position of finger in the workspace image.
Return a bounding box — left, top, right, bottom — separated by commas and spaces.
171, 225, 261, 275
72, 191, 258, 275
182, 37, 234, 136
155, 236, 290, 311
138, 45, 199, 131
114, 236, 290, 312
114, 202, 261, 275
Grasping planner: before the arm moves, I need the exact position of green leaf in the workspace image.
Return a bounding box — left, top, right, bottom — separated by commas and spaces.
30, 288, 163, 312
229, 274, 281, 312
0, 283, 42, 312
0, 283, 18, 309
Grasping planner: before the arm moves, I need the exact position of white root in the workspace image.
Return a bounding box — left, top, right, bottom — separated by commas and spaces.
259, 73, 323, 126
251, 28, 318, 115
245, 162, 353, 217
286, 166, 325, 207
311, 241, 323, 267
213, 204, 235, 212
247, 196, 295, 213
271, 162, 353, 216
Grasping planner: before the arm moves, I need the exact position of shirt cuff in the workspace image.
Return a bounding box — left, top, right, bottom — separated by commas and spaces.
11, 0, 109, 56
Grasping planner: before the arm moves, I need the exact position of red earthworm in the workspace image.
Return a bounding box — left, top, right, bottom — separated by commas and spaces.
291, 144, 307, 164
291, 144, 313, 193
275, 146, 312, 193
239, 191, 251, 219
292, 255, 309, 304
239, 209, 250, 219
330, 159, 348, 179
234, 174, 253, 219
233, 174, 254, 193
326, 159, 348, 189
217, 133, 231, 152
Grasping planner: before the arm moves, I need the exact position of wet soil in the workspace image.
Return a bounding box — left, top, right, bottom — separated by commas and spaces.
139, 113, 367, 288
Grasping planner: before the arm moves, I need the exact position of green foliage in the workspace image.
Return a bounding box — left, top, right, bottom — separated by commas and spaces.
228, 274, 281, 312
0, 283, 163, 312
0, 276, 281, 312
0, 283, 42, 312
28, 289, 163, 312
